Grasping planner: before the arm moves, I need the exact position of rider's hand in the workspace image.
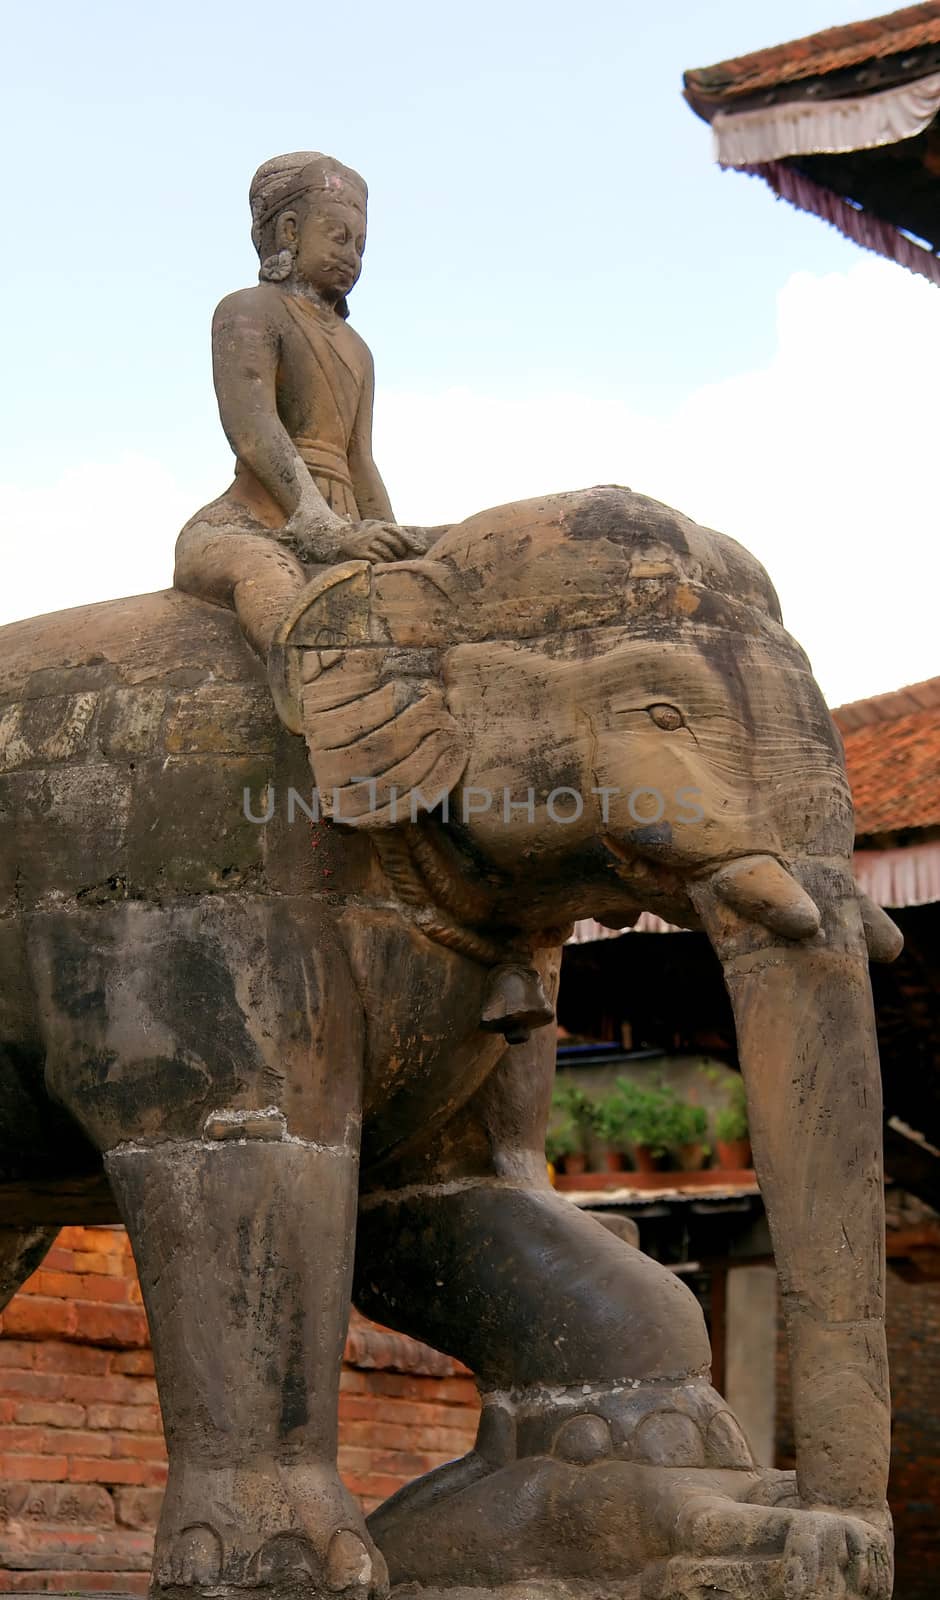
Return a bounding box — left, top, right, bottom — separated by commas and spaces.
335, 521, 427, 563
279, 508, 348, 563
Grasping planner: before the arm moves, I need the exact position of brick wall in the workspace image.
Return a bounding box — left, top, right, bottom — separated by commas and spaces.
0, 1227, 480, 1593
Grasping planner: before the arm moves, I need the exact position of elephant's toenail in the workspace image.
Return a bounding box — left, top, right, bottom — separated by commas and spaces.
705, 1409, 755, 1469
251, 1532, 318, 1580
632, 1410, 706, 1466
552, 1413, 613, 1464
162, 1523, 223, 1585
326, 1528, 373, 1590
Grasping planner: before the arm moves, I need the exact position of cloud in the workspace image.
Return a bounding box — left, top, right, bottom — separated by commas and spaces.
0, 455, 204, 626
376, 258, 939, 706
1, 259, 936, 707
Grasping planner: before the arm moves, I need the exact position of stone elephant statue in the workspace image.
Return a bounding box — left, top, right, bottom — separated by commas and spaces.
0, 487, 900, 1600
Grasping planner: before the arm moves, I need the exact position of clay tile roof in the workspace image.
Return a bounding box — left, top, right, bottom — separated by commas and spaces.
832, 676, 940, 836
684, 1, 940, 106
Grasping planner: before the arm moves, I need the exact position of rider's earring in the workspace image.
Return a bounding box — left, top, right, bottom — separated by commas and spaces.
260, 249, 294, 281
262, 211, 298, 282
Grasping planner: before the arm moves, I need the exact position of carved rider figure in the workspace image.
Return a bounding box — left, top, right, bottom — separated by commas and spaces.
175, 151, 434, 668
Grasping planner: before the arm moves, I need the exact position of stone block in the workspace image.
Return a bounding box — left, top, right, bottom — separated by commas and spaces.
163, 682, 275, 755
95, 690, 166, 760
0, 694, 98, 773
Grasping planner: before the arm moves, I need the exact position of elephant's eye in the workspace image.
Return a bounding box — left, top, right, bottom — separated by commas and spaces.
647, 702, 684, 731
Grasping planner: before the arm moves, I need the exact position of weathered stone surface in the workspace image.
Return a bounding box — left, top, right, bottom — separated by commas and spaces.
3, 767, 131, 904
0, 693, 98, 772
163, 683, 275, 756
95, 689, 166, 760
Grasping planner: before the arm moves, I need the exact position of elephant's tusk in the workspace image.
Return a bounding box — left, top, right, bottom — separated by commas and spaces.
709, 854, 822, 941
859, 893, 904, 963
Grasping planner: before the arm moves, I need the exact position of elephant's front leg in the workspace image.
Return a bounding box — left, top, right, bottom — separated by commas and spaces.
33, 896, 385, 1600
356, 1028, 728, 1574
356, 1030, 711, 1394
109, 1134, 382, 1600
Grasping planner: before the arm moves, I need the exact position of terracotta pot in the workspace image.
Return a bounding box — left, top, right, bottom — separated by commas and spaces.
561, 1151, 588, 1176
674, 1140, 709, 1172
716, 1137, 752, 1170
602, 1149, 624, 1173
633, 1144, 665, 1173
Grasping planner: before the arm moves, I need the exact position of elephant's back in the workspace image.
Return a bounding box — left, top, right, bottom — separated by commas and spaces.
0, 588, 260, 701
0, 590, 326, 910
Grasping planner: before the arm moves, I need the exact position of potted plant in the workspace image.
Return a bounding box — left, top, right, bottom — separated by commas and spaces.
548, 1083, 599, 1174
605, 1079, 674, 1172
714, 1077, 751, 1169
594, 1091, 631, 1171
669, 1099, 710, 1171
545, 1117, 583, 1176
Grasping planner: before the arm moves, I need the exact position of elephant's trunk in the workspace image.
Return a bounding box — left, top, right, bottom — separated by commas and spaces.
692, 861, 892, 1513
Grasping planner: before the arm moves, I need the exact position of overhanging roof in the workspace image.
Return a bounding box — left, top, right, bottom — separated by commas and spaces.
684, 3, 940, 283
685, 3, 940, 110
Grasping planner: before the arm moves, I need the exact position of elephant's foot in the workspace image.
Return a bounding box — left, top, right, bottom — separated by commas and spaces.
371, 1445, 891, 1600
153, 1458, 389, 1600
646, 1483, 893, 1599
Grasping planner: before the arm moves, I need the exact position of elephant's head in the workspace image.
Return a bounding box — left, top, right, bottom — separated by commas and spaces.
276, 486, 897, 952
273, 484, 901, 1518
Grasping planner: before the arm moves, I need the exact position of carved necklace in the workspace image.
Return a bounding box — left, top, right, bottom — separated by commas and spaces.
371, 822, 569, 1044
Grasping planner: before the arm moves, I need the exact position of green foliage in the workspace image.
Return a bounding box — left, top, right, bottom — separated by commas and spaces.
670, 1099, 709, 1146
551, 1083, 601, 1138
545, 1118, 580, 1163
714, 1076, 749, 1143
546, 1081, 601, 1163
596, 1079, 707, 1159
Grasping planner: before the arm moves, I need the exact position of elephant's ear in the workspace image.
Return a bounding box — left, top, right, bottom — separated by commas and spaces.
269, 560, 469, 828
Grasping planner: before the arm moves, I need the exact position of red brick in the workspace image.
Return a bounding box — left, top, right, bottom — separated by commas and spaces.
0, 1424, 42, 1451
1, 1296, 78, 1340
114, 1483, 164, 1529
14, 1399, 86, 1428
68, 1456, 167, 1487
339, 1417, 475, 1453
0, 1451, 68, 1480
30, 1268, 82, 1299
43, 1427, 113, 1457
339, 1392, 479, 1429
42, 1247, 78, 1272
0, 1572, 149, 1594
341, 1369, 477, 1406
76, 1227, 131, 1255
34, 1340, 111, 1375
9, 1481, 117, 1526
76, 1272, 134, 1304
340, 1470, 409, 1501
0, 1370, 67, 1400
111, 1433, 167, 1461
87, 1401, 163, 1433
111, 1349, 155, 1376
0, 1523, 151, 1563
0, 1401, 16, 1423
73, 1302, 149, 1347
0, 1340, 35, 1368
57, 1227, 89, 1249
68, 1373, 159, 1406
71, 1251, 126, 1277
338, 1444, 440, 1478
